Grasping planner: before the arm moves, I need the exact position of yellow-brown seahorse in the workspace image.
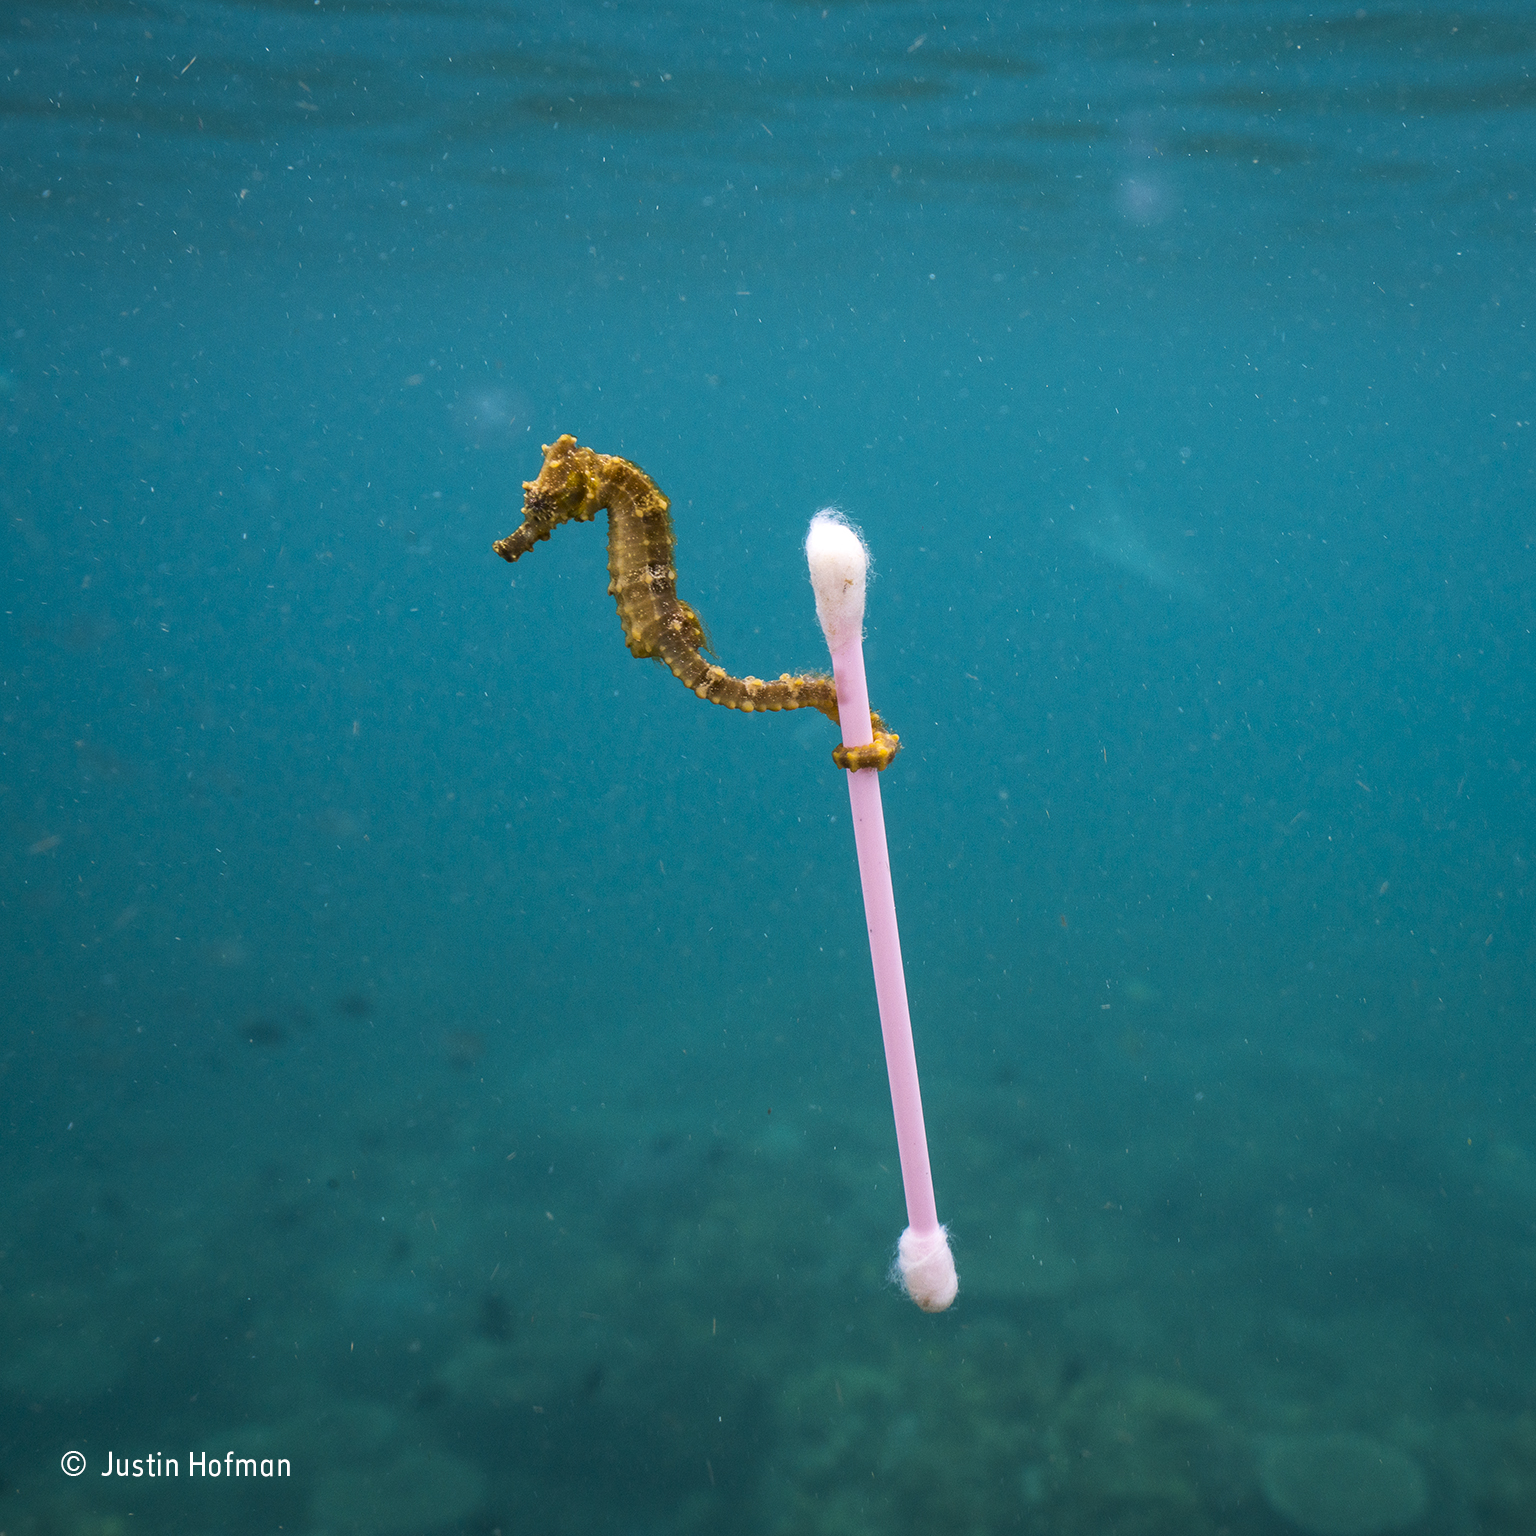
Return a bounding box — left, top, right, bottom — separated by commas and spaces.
493, 435, 899, 771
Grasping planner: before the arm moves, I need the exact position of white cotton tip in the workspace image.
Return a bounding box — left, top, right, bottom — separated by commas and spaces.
894, 1225, 959, 1313
805, 509, 869, 651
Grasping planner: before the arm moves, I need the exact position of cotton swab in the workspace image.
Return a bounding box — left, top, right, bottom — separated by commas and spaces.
805, 510, 958, 1314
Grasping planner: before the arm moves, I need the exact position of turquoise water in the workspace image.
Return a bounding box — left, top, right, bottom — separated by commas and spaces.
4, 2, 1535, 1532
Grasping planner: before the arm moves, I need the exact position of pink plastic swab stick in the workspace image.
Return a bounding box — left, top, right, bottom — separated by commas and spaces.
805, 511, 958, 1313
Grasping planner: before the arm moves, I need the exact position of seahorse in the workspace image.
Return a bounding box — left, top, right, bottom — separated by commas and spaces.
493, 435, 899, 771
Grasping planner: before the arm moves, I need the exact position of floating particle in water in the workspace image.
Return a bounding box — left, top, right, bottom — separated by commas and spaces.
241, 1018, 288, 1047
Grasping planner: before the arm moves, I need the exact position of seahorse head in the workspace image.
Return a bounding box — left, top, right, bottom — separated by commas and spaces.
522, 435, 603, 527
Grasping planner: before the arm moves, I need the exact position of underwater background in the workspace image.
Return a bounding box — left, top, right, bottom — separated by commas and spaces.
3, 0, 1536, 1532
